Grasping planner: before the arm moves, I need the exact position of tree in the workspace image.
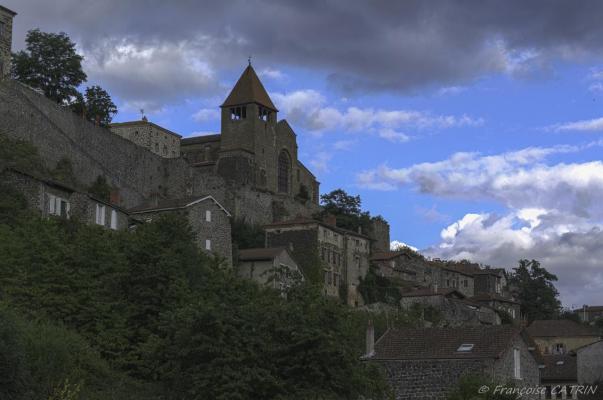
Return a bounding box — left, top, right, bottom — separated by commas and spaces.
508, 259, 561, 322
80, 85, 118, 126
12, 29, 87, 104
318, 189, 372, 233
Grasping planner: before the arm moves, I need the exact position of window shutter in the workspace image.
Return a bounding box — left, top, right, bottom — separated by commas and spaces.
205, 210, 211, 222
110, 210, 117, 230
205, 239, 211, 250
48, 194, 56, 215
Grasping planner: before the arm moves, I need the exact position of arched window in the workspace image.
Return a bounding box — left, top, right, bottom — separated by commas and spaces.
277, 150, 291, 193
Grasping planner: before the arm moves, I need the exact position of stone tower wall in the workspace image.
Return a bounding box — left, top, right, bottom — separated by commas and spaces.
0, 7, 15, 79
370, 217, 391, 252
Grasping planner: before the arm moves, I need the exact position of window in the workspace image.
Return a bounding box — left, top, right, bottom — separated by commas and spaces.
48, 194, 70, 218
95, 204, 106, 225
205, 210, 212, 222
230, 106, 246, 120
277, 150, 291, 193
554, 343, 565, 355
457, 344, 474, 352
258, 106, 270, 121
110, 210, 117, 230
162, 145, 167, 156
513, 348, 521, 379
205, 239, 211, 251
154, 143, 159, 152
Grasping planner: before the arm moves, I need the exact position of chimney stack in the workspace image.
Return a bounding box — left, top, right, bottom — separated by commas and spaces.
323, 213, 337, 227
365, 319, 375, 358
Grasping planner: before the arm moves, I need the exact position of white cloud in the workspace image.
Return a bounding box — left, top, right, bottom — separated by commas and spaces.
309, 151, 332, 173
390, 240, 418, 252
437, 86, 467, 96
549, 117, 603, 132
192, 108, 220, 122
271, 90, 483, 139
425, 209, 603, 306
259, 67, 286, 80
332, 140, 357, 151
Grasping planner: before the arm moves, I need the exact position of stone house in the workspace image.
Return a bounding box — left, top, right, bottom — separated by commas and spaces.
0, 5, 16, 79
400, 288, 501, 326
540, 354, 579, 399
371, 251, 426, 283
109, 117, 182, 158
364, 325, 541, 400
526, 320, 601, 356
264, 217, 370, 306
473, 268, 508, 296
129, 195, 232, 265
469, 293, 521, 321
1, 168, 129, 230
435, 265, 475, 298
237, 247, 304, 291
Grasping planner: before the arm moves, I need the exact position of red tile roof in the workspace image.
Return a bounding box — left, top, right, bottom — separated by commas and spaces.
527, 320, 599, 338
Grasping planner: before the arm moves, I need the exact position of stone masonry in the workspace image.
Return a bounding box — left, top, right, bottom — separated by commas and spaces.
110, 118, 182, 158
0, 5, 16, 79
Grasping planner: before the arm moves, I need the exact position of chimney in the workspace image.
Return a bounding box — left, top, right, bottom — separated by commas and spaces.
323, 213, 337, 227
109, 189, 120, 205
365, 319, 375, 358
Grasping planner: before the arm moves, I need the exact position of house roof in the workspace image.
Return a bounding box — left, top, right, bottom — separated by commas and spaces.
129, 195, 231, 216
221, 65, 278, 111
0, 5, 17, 15
238, 247, 289, 261
584, 306, 603, 312
469, 293, 519, 304
400, 288, 466, 299
541, 355, 577, 382
181, 134, 221, 145
264, 217, 370, 239
527, 320, 599, 338
371, 325, 522, 360
109, 120, 182, 138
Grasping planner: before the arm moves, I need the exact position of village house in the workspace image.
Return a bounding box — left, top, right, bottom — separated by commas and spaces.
473, 268, 508, 296
364, 324, 540, 400
237, 247, 304, 291
264, 216, 370, 306
469, 293, 521, 321
526, 320, 601, 356
129, 195, 232, 265
576, 340, 603, 385
1, 168, 129, 230
399, 288, 501, 326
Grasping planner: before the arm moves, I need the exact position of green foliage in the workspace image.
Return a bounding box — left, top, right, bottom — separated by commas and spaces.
71, 86, 118, 126
318, 189, 372, 233
231, 217, 266, 249
447, 374, 517, 400
87, 175, 112, 202
0, 188, 389, 399
0, 133, 47, 174
559, 308, 581, 323
358, 267, 402, 305
12, 29, 87, 104
508, 259, 561, 322
51, 157, 78, 187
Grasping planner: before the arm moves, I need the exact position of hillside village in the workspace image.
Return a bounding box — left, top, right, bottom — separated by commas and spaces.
1, 5, 603, 399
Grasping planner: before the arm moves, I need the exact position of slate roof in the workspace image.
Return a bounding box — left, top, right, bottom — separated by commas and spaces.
541, 355, 577, 382
0, 5, 17, 15
221, 65, 278, 111
372, 325, 522, 360
527, 320, 599, 338
128, 195, 230, 216
470, 293, 519, 304
238, 247, 288, 261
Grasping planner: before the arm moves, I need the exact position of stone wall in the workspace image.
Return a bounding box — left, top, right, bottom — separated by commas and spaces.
370, 218, 391, 253
0, 6, 15, 78
109, 120, 181, 158
577, 340, 603, 384
266, 225, 321, 283
375, 358, 493, 400
0, 80, 192, 208
400, 295, 500, 326
491, 335, 540, 393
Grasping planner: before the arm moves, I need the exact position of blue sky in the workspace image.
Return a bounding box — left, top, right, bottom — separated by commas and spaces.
6, 0, 603, 307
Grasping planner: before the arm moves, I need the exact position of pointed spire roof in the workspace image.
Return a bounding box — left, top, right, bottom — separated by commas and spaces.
221, 64, 278, 111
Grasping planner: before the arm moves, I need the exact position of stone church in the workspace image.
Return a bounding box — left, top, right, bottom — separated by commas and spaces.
180, 64, 320, 205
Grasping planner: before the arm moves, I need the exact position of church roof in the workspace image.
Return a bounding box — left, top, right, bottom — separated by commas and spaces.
221, 65, 278, 111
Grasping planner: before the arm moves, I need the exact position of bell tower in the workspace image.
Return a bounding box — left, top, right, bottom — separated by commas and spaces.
217, 63, 278, 186
0, 5, 17, 79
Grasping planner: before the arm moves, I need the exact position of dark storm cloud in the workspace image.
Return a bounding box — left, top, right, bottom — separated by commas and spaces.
6, 0, 603, 102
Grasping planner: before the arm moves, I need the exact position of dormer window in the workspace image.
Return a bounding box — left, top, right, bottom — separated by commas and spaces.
230, 106, 246, 120
258, 106, 271, 122
457, 344, 474, 352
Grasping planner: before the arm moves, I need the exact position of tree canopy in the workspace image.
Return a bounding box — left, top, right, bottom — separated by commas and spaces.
71, 85, 118, 126
12, 29, 87, 104
508, 259, 561, 322
318, 189, 383, 235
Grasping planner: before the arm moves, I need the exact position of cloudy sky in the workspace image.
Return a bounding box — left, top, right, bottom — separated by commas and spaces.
6, 0, 603, 307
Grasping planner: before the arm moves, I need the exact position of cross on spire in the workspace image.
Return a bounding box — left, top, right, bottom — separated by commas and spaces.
248, 55, 252, 66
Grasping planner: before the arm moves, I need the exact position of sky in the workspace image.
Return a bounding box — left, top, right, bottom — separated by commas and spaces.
5, 0, 603, 308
